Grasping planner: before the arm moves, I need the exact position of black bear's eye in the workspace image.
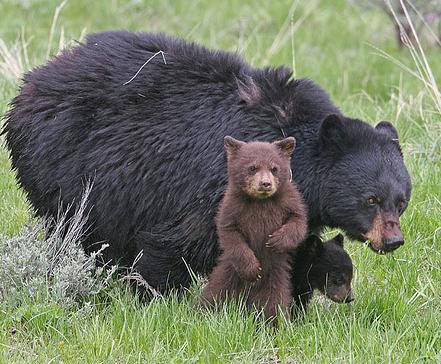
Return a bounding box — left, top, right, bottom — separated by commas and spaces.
333, 276, 344, 285
271, 166, 278, 175
367, 196, 379, 205
248, 165, 257, 174
398, 200, 407, 213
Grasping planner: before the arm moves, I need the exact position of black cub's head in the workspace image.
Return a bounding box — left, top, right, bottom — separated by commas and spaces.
224, 136, 295, 200
306, 233, 354, 303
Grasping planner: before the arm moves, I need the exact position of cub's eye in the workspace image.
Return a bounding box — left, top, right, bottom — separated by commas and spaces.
332, 276, 344, 285
367, 196, 379, 206
271, 166, 278, 175
248, 165, 257, 174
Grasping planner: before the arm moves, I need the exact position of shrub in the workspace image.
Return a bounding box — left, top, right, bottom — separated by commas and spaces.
0, 184, 117, 307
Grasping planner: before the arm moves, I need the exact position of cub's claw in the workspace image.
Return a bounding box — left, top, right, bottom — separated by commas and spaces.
256, 266, 262, 280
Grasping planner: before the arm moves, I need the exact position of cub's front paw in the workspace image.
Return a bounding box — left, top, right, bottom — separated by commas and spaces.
237, 260, 262, 282
266, 228, 294, 252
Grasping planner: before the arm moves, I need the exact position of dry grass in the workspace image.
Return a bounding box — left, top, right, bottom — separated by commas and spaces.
0, 34, 29, 82
0, 0, 86, 83
372, 0, 441, 115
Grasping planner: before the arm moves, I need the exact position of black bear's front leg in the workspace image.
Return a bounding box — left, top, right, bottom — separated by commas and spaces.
133, 230, 193, 293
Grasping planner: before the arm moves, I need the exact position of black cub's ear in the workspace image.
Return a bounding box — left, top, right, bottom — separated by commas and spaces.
236, 74, 262, 108
319, 114, 347, 152
273, 137, 296, 158
305, 234, 323, 254
375, 121, 399, 140
332, 233, 344, 247
224, 136, 245, 157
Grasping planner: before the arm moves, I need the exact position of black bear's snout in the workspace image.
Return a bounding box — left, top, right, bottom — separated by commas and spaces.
383, 236, 404, 252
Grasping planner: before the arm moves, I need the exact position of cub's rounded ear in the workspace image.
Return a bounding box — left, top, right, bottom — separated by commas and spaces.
319, 114, 347, 152
273, 137, 296, 158
305, 234, 323, 252
375, 121, 399, 140
224, 136, 245, 156
332, 233, 344, 247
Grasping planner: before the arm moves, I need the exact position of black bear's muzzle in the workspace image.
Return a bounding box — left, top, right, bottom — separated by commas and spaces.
382, 235, 404, 252
364, 211, 404, 254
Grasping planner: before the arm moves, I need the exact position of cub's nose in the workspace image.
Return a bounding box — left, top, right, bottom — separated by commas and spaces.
260, 181, 272, 190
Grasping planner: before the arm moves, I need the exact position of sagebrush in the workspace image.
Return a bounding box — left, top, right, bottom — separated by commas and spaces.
0, 186, 117, 307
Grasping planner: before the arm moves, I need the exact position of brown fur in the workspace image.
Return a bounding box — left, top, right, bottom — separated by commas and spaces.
200, 136, 307, 321
363, 212, 402, 253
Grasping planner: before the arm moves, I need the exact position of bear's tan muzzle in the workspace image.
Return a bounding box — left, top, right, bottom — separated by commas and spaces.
363, 212, 404, 254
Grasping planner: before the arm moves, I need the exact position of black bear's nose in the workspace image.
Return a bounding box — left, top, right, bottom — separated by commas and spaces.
260, 181, 272, 189
383, 236, 404, 252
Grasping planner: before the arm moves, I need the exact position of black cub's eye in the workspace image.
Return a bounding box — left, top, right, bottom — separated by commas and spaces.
248, 165, 257, 174
367, 196, 379, 205
271, 166, 278, 175
333, 276, 344, 285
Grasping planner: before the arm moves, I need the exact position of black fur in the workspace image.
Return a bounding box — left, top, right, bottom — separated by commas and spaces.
292, 234, 354, 313
2, 31, 411, 291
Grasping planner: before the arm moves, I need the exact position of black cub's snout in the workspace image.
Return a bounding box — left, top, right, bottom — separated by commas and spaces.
344, 290, 355, 303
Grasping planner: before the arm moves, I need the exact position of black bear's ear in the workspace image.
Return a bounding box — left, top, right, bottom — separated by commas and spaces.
319, 114, 347, 152
236, 74, 262, 107
224, 136, 245, 156
375, 121, 399, 140
375, 121, 402, 156
273, 137, 296, 158
332, 233, 344, 247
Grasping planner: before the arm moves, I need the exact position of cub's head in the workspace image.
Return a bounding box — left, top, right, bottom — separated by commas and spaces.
306, 234, 354, 303
224, 136, 295, 199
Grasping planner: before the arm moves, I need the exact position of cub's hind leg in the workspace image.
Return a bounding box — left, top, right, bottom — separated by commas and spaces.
200, 257, 242, 308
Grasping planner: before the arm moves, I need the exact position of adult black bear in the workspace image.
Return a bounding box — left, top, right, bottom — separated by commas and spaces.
3, 31, 411, 292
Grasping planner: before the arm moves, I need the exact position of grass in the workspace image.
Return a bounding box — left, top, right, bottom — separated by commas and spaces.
0, 0, 440, 362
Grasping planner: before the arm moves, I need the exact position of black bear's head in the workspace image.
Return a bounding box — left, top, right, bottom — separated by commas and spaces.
224, 136, 295, 200
318, 114, 412, 254
306, 233, 354, 303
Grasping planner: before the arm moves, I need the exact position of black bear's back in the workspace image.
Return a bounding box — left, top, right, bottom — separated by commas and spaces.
3, 31, 339, 288
3, 32, 257, 271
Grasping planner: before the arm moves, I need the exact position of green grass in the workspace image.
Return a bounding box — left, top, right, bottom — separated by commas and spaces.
0, 0, 440, 362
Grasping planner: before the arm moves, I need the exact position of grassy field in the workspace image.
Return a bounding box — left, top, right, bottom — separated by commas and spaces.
0, 0, 440, 362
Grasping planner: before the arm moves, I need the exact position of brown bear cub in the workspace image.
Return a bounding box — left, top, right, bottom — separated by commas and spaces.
200, 136, 308, 320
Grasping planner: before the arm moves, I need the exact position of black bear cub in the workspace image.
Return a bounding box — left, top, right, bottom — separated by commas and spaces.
292, 233, 354, 314
200, 136, 308, 320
